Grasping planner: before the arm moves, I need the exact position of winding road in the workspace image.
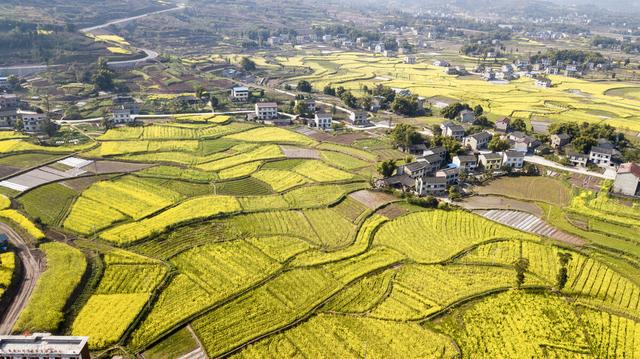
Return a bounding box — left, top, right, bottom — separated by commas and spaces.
0, 223, 42, 335
0, 5, 184, 76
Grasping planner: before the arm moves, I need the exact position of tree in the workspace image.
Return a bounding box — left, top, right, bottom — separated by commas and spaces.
474, 104, 484, 116
377, 159, 396, 177
210, 96, 219, 109
390, 123, 422, 151
92, 58, 114, 92
572, 135, 597, 153
513, 257, 530, 288
293, 101, 308, 116
323, 85, 336, 96
340, 91, 357, 108
556, 252, 572, 290
194, 86, 206, 100
297, 80, 312, 92
101, 116, 115, 130
7, 75, 20, 89
241, 57, 256, 71
41, 118, 59, 137
440, 102, 471, 120
488, 137, 510, 152
510, 118, 527, 132
473, 116, 492, 128
391, 95, 420, 116
335, 86, 346, 97
431, 136, 462, 159
359, 95, 373, 111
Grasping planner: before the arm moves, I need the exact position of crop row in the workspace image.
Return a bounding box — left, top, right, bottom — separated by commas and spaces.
374, 210, 537, 263
14, 242, 86, 332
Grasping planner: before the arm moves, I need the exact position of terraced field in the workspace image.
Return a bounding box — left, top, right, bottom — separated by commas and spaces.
268, 52, 640, 131
4, 118, 638, 358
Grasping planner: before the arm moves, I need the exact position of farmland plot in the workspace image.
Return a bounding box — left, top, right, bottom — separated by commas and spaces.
374, 210, 537, 262
236, 314, 458, 358
100, 195, 241, 244
14, 243, 86, 333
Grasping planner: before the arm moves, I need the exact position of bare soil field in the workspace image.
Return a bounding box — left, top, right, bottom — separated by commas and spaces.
280, 146, 320, 159
349, 190, 396, 209
86, 160, 154, 174
475, 176, 571, 206
460, 195, 542, 216
376, 203, 408, 220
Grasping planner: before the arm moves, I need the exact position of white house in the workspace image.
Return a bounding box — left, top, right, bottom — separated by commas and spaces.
589, 145, 616, 168
535, 77, 552, 88
17, 110, 46, 133
404, 55, 416, 64
568, 152, 588, 167
452, 155, 478, 171
463, 132, 492, 151
348, 112, 368, 126
502, 150, 525, 168
255, 102, 278, 120
612, 162, 640, 197
231, 86, 250, 102
312, 112, 332, 130
111, 106, 133, 124
436, 167, 459, 184
440, 122, 465, 141
479, 153, 503, 170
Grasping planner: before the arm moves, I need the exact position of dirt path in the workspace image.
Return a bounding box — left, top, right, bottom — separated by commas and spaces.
0, 223, 42, 334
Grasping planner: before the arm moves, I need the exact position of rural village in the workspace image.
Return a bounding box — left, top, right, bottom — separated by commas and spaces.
0, 0, 639, 358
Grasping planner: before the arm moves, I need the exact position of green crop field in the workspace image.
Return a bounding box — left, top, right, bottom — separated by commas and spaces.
8, 118, 638, 358
13, 242, 86, 332
0, 252, 15, 301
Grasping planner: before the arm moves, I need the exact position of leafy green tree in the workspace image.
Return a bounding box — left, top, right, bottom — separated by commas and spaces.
474, 104, 484, 116
431, 135, 462, 159
440, 102, 471, 120
297, 80, 312, 92
510, 118, 527, 132
92, 58, 114, 92
340, 91, 357, 108
513, 257, 530, 288
241, 57, 256, 71
391, 95, 420, 116
293, 101, 308, 116
323, 85, 336, 96
556, 252, 573, 290
377, 159, 396, 177
488, 137, 510, 152
390, 123, 422, 151
572, 135, 597, 153
41, 119, 59, 137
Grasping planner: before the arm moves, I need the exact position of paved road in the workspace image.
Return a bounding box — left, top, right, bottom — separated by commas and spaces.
524, 155, 616, 180
1, 5, 184, 75
79, 6, 184, 33
0, 223, 42, 335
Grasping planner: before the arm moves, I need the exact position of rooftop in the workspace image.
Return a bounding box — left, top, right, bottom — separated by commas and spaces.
454, 155, 477, 163
504, 150, 525, 158
617, 162, 640, 178
256, 102, 278, 108
0, 334, 88, 357
481, 153, 502, 160
590, 146, 616, 155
